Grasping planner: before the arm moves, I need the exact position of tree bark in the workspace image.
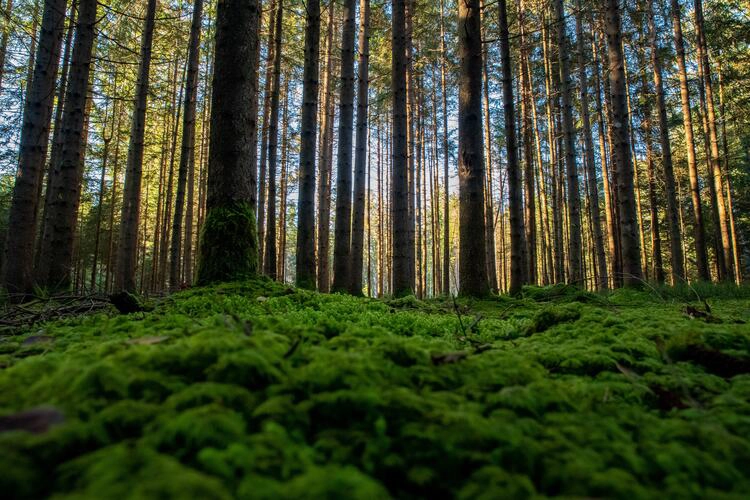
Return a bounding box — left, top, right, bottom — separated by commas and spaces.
296, 0, 322, 289
2, 0, 67, 296
349, 0, 370, 295
37, 0, 98, 291
605, 0, 643, 286
169, 0, 203, 290
196, 0, 260, 284
670, 0, 709, 281
331, 0, 357, 292
647, 0, 684, 284
391, 0, 410, 297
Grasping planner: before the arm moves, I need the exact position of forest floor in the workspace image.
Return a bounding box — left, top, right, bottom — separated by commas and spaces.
0, 279, 749, 498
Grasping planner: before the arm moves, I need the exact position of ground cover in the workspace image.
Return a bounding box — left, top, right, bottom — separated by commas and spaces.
0, 280, 749, 498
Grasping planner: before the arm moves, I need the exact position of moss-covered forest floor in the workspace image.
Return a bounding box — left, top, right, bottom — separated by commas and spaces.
1, 280, 749, 498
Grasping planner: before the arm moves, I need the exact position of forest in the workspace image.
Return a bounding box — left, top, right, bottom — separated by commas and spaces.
0, 0, 749, 497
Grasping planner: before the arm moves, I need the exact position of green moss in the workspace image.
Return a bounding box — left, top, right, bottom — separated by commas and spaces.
0, 280, 749, 498
196, 202, 258, 285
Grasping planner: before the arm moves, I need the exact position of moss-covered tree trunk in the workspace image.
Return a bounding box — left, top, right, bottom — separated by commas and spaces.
196, 0, 260, 284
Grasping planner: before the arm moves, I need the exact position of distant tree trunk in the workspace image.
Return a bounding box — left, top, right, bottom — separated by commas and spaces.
263, 0, 283, 279
169, 0, 202, 291
391, 0, 410, 297
296, 0, 321, 289
331, 0, 357, 292
114, 0, 156, 293
37, 0, 98, 291
196, 0, 259, 284
349, 0, 370, 295
518, 0, 536, 285
257, 0, 277, 267
2, 0, 66, 297
278, 76, 290, 281
693, 0, 733, 281
647, 0, 683, 284
91, 93, 116, 291
670, 0, 709, 281
575, 5, 607, 290
439, 0, 450, 295
553, 0, 582, 285
315, 3, 334, 291
605, 0, 643, 286
456, 0, 488, 297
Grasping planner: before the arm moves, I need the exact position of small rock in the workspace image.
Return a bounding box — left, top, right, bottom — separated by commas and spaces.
22, 335, 54, 346
127, 336, 169, 346
0, 406, 65, 434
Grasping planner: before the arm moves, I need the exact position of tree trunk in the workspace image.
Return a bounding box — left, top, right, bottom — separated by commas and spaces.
263, 0, 283, 279
2, 0, 66, 297
0, 0, 13, 93
554, 0, 583, 285
693, 0, 733, 281
605, 0, 643, 286
670, 0, 709, 281
296, 0, 322, 289
315, 2, 334, 291
391, 0, 410, 297
439, 0, 450, 295
349, 0, 370, 295
457, 0, 488, 297
331, 0, 357, 292
169, 0, 203, 290
37, 0, 98, 291
114, 0, 157, 293
647, 0, 683, 284
575, 5, 608, 290
196, 0, 260, 284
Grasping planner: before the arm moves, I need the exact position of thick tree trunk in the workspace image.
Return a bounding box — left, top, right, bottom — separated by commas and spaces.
169, 0, 203, 290
605, 0, 643, 286
349, 0, 370, 295
196, 0, 260, 284
3, 0, 67, 296
296, 0, 321, 289
670, 0, 709, 281
37, 0, 98, 291
456, 0, 488, 297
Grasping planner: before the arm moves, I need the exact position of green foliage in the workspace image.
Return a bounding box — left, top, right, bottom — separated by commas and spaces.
0, 279, 749, 498
196, 202, 258, 285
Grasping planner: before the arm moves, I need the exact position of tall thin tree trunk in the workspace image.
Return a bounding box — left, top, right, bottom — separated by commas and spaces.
0, 0, 14, 93
37, 0, 98, 291
349, 0, 370, 295
671, 0, 709, 281
170, 0, 203, 290
2, 0, 66, 296
296, 0, 321, 289
498, 0, 525, 295
115, 0, 157, 293
605, 0, 643, 286
576, 5, 607, 289
263, 0, 283, 279
392, 0, 410, 297
693, 0, 733, 281
439, 0, 450, 295
554, 0, 582, 285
